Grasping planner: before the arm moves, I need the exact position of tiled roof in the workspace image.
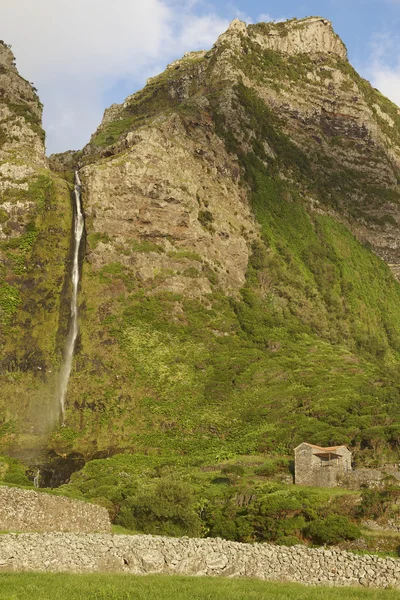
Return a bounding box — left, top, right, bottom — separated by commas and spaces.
297, 443, 349, 452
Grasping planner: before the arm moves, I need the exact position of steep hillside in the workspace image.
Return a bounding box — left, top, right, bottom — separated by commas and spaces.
0, 41, 72, 447
2, 18, 400, 477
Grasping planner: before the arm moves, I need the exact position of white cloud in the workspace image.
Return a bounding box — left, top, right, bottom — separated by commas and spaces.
1, 0, 228, 153
226, 5, 252, 24
258, 13, 286, 23
367, 33, 400, 109
258, 13, 274, 22
370, 67, 400, 108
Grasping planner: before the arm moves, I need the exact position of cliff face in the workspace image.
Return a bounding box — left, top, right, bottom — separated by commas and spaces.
0, 42, 72, 445
82, 16, 400, 282
2, 19, 400, 468
0, 42, 47, 242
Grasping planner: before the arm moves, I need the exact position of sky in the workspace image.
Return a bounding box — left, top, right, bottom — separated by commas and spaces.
2, 0, 400, 154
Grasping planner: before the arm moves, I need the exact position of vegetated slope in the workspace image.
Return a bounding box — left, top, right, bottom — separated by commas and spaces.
3, 18, 400, 473
0, 41, 73, 445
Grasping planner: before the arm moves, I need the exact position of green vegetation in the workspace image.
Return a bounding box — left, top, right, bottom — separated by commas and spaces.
131, 238, 163, 253
0, 170, 72, 435
87, 232, 111, 249
198, 210, 214, 231
8, 101, 45, 142
59, 452, 363, 546
167, 250, 202, 262
0, 456, 31, 486
0, 282, 20, 329
0, 573, 399, 600
0, 126, 7, 148
306, 515, 361, 545
57, 116, 400, 480
91, 117, 134, 148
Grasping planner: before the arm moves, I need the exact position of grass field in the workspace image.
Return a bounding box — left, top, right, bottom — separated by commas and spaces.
0, 574, 400, 600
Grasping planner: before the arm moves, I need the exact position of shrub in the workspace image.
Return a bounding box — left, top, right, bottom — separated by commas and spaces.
357, 486, 400, 520
306, 515, 360, 545
131, 478, 203, 537
254, 458, 290, 478
198, 210, 214, 230
0, 457, 31, 487
221, 464, 245, 477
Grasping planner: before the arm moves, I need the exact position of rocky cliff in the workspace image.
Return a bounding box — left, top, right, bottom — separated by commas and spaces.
2, 18, 400, 475
0, 41, 72, 448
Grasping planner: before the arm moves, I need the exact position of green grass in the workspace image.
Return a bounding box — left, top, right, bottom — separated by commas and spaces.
0, 574, 399, 600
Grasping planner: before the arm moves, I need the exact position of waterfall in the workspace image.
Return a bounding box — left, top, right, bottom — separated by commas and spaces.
58, 171, 84, 424
33, 469, 40, 488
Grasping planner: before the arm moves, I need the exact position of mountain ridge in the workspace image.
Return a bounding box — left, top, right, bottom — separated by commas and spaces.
1, 17, 400, 476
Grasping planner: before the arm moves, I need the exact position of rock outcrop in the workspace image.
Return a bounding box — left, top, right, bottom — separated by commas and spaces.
219, 17, 347, 59
0, 41, 47, 240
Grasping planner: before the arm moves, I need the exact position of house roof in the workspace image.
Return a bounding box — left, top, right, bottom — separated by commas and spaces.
294, 442, 350, 453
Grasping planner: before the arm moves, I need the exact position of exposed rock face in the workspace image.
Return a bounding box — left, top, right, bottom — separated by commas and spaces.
49, 150, 81, 173
221, 19, 400, 273
0, 532, 400, 589
82, 112, 256, 298
83, 17, 400, 281
0, 42, 47, 240
0, 42, 46, 169
219, 17, 347, 59
0, 486, 110, 533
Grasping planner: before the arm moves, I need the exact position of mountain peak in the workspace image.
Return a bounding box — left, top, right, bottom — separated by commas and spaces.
219, 16, 347, 59
0, 40, 17, 71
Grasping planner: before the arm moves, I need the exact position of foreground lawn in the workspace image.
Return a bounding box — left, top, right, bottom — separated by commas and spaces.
0, 573, 400, 600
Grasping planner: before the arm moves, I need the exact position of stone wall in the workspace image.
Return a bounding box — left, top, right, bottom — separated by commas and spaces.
0, 486, 111, 533
1, 533, 400, 589
341, 467, 400, 490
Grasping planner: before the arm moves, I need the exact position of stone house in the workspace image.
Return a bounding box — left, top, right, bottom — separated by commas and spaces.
294, 442, 352, 488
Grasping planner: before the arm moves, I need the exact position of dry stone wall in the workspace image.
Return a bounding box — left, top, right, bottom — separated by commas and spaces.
1, 533, 400, 589
0, 487, 111, 533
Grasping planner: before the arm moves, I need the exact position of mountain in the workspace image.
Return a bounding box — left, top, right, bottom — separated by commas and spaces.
1, 17, 400, 478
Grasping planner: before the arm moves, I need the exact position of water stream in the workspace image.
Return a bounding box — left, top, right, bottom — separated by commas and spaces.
58, 171, 84, 424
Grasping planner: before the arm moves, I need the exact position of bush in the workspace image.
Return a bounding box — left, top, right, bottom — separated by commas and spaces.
306, 515, 360, 545
0, 457, 31, 487
221, 464, 245, 477
198, 210, 214, 230
358, 486, 400, 520
254, 458, 290, 478
131, 478, 203, 537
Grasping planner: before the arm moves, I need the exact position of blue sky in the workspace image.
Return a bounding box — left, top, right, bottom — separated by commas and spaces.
2, 0, 400, 153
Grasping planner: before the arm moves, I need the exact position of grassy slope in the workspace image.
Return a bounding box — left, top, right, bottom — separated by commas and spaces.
0, 573, 399, 600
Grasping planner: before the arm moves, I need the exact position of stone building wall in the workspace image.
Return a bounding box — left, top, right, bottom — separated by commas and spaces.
294, 444, 352, 488
0, 486, 111, 533
1, 533, 400, 589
